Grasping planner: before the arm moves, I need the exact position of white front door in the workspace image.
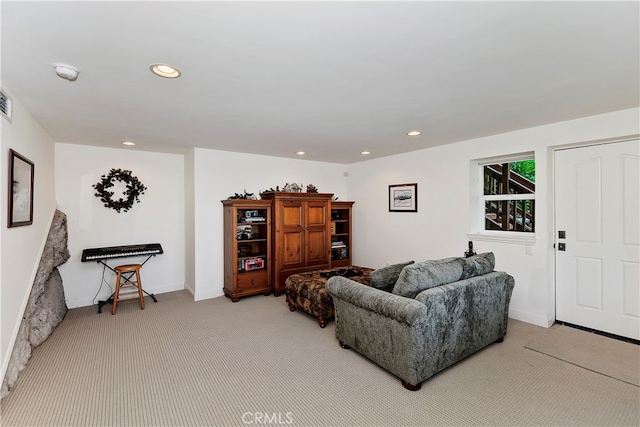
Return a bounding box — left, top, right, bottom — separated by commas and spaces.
555, 140, 640, 340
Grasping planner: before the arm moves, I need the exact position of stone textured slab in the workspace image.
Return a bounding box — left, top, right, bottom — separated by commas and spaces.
1, 210, 70, 399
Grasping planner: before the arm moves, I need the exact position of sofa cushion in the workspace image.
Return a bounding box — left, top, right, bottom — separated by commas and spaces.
370, 261, 415, 292
461, 252, 495, 280
391, 257, 464, 299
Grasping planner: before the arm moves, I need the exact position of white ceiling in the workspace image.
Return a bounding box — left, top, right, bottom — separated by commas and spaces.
2, 1, 639, 164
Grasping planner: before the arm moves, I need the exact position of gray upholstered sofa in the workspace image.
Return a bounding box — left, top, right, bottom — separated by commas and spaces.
325, 252, 514, 390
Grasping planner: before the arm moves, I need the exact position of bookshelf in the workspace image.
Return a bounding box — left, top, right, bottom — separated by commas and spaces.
222, 199, 272, 302
330, 201, 354, 268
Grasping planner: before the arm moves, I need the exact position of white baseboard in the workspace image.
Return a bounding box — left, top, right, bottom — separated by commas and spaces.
509, 308, 553, 328
184, 282, 195, 297
67, 284, 185, 309
193, 289, 224, 301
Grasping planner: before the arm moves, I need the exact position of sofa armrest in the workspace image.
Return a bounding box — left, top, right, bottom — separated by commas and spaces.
326, 276, 427, 325
326, 276, 432, 386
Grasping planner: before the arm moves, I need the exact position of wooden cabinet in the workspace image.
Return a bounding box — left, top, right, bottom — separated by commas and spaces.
222, 199, 272, 302
330, 201, 354, 268
261, 192, 333, 296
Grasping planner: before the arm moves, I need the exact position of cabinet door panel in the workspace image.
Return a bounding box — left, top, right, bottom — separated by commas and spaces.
282, 203, 303, 227
306, 229, 329, 266
279, 200, 305, 271
283, 232, 304, 265
306, 201, 329, 267
307, 203, 327, 227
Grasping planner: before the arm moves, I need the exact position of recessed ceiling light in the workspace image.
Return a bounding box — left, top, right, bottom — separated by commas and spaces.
122, 141, 136, 146
361, 151, 371, 155
150, 63, 181, 79
407, 131, 422, 136
296, 151, 306, 155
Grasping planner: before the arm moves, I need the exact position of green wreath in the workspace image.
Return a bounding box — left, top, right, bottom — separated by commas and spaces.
93, 168, 147, 213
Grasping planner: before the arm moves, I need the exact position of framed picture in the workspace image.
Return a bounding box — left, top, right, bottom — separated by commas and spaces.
389, 183, 417, 212
8, 149, 34, 227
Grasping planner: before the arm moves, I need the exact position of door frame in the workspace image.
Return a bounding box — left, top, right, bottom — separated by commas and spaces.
549, 134, 640, 329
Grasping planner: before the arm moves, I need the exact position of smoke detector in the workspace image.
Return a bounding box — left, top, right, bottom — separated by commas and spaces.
53, 63, 80, 81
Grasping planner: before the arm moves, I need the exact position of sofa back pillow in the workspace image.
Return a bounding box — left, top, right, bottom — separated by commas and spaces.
392, 257, 464, 299
461, 252, 495, 280
370, 261, 415, 292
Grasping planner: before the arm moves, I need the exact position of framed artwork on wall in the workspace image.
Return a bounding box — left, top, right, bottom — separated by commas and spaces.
8, 149, 34, 227
388, 183, 417, 213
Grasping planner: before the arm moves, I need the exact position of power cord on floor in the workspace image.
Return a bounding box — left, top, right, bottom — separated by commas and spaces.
92, 264, 113, 305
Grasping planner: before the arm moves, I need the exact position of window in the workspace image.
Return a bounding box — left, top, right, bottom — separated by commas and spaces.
482, 157, 535, 233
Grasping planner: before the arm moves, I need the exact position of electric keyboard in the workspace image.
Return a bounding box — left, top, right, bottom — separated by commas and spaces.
81, 243, 163, 262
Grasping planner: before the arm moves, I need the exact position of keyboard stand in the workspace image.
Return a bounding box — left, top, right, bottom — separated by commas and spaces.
96, 254, 158, 313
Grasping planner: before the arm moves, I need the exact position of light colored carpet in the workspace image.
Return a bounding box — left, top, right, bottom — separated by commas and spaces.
1, 290, 639, 427
525, 324, 640, 387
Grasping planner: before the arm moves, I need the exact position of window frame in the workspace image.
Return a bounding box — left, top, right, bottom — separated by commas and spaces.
468, 152, 536, 245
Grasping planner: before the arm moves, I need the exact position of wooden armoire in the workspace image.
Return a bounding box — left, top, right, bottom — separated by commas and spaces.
260, 191, 333, 296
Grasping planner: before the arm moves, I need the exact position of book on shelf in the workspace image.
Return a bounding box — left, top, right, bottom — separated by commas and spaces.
331, 241, 346, 249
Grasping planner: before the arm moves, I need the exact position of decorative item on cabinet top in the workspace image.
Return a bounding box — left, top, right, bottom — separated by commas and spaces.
262, 183, 319, 193
227, 190, 257, 200
227, 184, 322, 201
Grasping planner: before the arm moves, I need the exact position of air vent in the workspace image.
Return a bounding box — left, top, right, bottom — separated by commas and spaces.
0, 90, 12, 123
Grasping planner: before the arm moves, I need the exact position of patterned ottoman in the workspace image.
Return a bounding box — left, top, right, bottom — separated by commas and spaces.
285, 266, 373, 328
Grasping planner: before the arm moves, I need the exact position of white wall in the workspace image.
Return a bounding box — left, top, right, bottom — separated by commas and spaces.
184, 150, 196, 295
3, 95, 636, 389
347, 107, 640, 327
0, 88, 57, 381
189, 148, 348, 300
55, 144, 185, 308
